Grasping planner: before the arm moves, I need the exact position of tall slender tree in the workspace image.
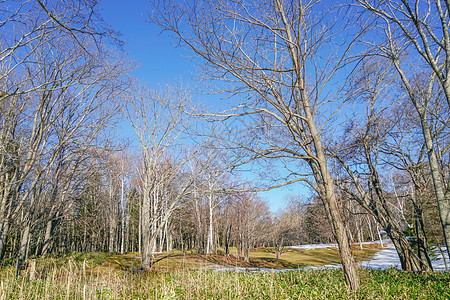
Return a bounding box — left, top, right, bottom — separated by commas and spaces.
149, 0, 370, 289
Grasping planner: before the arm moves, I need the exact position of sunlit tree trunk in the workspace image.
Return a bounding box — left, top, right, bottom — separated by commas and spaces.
359, 0, 450, 265
206, 194, 214, 254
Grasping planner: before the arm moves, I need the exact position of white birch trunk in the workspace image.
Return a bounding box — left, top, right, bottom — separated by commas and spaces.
206, 194, 213, 254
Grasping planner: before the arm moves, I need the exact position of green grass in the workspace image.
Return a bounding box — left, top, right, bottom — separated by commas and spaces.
1, 259, 449, 299
1, 247, 448, 299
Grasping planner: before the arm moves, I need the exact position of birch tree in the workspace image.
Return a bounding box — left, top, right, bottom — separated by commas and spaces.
124, 85, 213, 270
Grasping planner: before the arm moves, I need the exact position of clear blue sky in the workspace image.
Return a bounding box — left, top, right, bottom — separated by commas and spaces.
99, 0, 309, 213
99, 0, 194, 86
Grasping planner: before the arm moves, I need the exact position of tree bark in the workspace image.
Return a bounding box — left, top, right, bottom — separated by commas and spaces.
18, 223, 30, 260
308, 100, 360, 290
41, 217, 59, 257
195, 197, 203, 254
206, 194, 214, 254
224, 224, 231, 256
0, 222, 10, 261
325, 183, 359, 290
387, 225, 423, 271
414, 206, 433, 270
141, 181, 152, 270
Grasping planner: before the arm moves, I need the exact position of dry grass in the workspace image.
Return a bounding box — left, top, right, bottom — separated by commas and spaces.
107, 243, 381, 272
0, 252, 448, 300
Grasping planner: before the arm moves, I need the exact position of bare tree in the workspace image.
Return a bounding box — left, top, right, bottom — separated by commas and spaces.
194, 146, 230, 254
331, 58, 437, 271
149, 0, 370, 289
358, 0, 450, 264
380, 96, 446, 270
124, 84, 214, 270
0, 0, 129, 261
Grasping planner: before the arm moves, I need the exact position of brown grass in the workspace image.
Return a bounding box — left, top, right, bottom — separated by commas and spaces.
101, 243, 382, 272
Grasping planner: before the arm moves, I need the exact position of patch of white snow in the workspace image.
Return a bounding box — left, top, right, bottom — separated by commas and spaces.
362, 243, 449, 271
211, 241, 449, 273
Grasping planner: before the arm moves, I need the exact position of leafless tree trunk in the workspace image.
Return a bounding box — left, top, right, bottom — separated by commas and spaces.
0, 0, 129, 260
359, 0, 450, 264
332, 58, 436, 271
194, 195, 203, 254
124, 85, 214, 270
149, 0, 369, 289
206, 194, 214, 255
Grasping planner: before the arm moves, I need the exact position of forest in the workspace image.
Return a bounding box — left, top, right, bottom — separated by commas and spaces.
0, 0, 450, 296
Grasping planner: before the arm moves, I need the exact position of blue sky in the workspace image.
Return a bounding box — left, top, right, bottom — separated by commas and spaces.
99, 0, 308, 213
99, 0, 194, 86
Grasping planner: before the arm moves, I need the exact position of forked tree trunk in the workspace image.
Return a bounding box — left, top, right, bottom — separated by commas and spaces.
414, 206, 433, 270
392, 61, 450, 259
365, 136, 429, 272
372, 206, 427, 272
375, 210, 427, 272
276, 248, 282, 263
388, 230, 423, 271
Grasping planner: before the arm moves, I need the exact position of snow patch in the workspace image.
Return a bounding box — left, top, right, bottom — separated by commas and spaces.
211, 241, 449, 273
361, 243, 449, 271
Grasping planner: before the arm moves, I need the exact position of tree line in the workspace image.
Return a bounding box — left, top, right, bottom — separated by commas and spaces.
1, 0, 449, 291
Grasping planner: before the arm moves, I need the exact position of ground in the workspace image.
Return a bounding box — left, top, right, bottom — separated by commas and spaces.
97, 243, 381, 273
2, 244, 449, 299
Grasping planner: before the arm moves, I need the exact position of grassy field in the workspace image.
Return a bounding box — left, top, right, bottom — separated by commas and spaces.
0, 246, 449, 299
103, 243, 381, 272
